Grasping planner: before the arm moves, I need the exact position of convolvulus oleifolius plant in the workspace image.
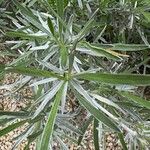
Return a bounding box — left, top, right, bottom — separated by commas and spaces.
0, 0, 150, 149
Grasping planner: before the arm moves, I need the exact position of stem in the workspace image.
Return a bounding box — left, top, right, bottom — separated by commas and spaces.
68, 39, 78, 74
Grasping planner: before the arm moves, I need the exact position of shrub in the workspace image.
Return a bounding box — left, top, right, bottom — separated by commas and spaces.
0, 0, 150, 149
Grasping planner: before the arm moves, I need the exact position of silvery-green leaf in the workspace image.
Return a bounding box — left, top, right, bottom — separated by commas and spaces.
11, 41, 28, 50
12, 19, 23, 29
79, 42, 122, 60
90, 93, 123, 111
6, 40, 28, 50
9, 50, 33, 66
71, 80, 119, 121
71, 87, 120, 132
94, 25, 107, 42
37, 11, 50, 32
30, 42, 50, 50
38, 60, 63, 74
13, 0, 51, 36
43, 46, 58, 62
115, 85, 137, 92
29, 86, 55, 110
77, 0, 83, 9
76, 46, 116, 59
57, 119, 83, 135
13, 76, 32, 93
12, 126, 34, 150
39, 82, 65, 150
29, 78, 57, 87
44, 0, 71, 35
73, 61, 81, 73
29, 32, 47, 37
40, 12, 53, 19
77, 8, 99, 40
54, 133, 69, 150
137, 27, 149, 46
61, 81, 68, 114
6, 31, 48, 40
64, 14, 74, 40
33, 81, 64, 118
5, 40, 23, 44
74, 56, 82, 64
0, 76, 31, 91
28, 0, 37, 7
0, 84, 14, 91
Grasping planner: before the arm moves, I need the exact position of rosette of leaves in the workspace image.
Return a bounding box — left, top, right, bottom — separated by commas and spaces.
0, 0, 150, 149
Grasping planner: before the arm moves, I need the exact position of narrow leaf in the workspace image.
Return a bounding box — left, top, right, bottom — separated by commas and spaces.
44, 0, 71, 35
12, 126, 34, 150
118, 133, 128, 150
4, 65, 64, 80
120, 92, 150, 109
75, 73, 150, 86
61, 81, 68, 113
71, 80, 118, 120
47, 17, 55, 36
56, 0, 64, 35
93, 119, 100, 150
97, 43, 149, 51
111, 44, 149, 51
78, 116, 93, 145
77, 0, 83, 9
54, 134, 69, 150
33, 81, 64, 118
9, 50, 34, 66
83, 42, 122, 60
71, 87, 120, 132
57, 119, 82, 135
6, 31, 47, 39
29, 78, 57, 87
0, 111, 30, 117
0, 119, 28, 137
39, 82, 65, 150
77, 9, 99, 40
60, 45, 68, 67
13, 0, 50, 35
27, 130, 43, 142
90, 93, 122, 111
0, 51, 19, 57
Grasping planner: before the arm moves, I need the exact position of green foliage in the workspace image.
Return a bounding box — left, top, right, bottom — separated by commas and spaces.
93, 119, 100, 150
0, 0, 150, 149
40, 83, 65, 149
75, 73, 150, 85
